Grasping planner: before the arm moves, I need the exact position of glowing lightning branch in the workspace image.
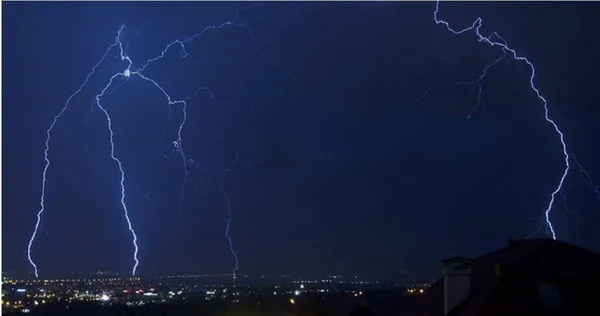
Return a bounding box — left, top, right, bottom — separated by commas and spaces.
171, 88, 216, 224
433, 1, 570, 239
131, 72, 213, 224
571, 155, 600, 201
559, 192, 580, 243
131, 4, 270, 223
27, 38, 121, 278
404, 51, 507, 124
220, 150, 240, 283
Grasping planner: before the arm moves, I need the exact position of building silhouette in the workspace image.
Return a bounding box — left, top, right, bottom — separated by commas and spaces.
406, 238, 600, 316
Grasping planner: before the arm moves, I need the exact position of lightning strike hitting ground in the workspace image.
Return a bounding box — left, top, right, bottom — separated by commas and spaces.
27, 39, 121, 278
28, 5, 269, 277
220, 150, 241, 283
433, 1, 570, 239
95, 71, 140, 276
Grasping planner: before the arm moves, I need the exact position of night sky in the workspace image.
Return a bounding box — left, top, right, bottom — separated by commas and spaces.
3, 2, 600, 280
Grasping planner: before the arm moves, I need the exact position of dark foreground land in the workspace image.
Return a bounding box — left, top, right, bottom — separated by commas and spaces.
4, 291, 418, 316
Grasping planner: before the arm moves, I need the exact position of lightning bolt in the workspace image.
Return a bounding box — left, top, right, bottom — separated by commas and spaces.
220, 150, 241, 283
432, 1, 570, 239
95, 72, 140, 276
27, 39, 121, 278
28, 4, 278, 277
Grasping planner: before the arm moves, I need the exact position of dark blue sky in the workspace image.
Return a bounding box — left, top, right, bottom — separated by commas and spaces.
3, 2, 600, 280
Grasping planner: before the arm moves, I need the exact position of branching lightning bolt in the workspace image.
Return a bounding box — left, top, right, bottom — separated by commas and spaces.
28, 4, 276, 277
221, 150, 240, 283
432, 1, 570, 239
